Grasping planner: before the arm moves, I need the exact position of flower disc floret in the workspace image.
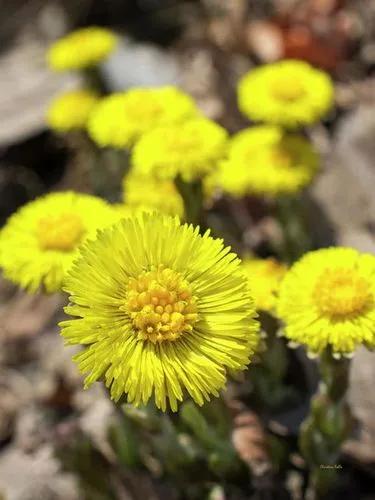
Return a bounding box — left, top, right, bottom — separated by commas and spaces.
47, 27, 117, 71
124, 265, 198, 343
47, 90, 99, 132
87, 86, 199, 149
313, 268, 372, 319
0, 192, 116, 293
277, 247, 375, 355
217, 126, 318, 197
238, 60, 334, 128
132, 118, 228, 181
60, 213, 259, 411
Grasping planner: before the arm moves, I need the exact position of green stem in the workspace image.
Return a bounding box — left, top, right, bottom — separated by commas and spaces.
276, 195, 311, 264
299, 349, 351, 499
250, 313, 291, 412
174, 176, 204, 227
92, 148, 129, 202
82, 66, 108, 94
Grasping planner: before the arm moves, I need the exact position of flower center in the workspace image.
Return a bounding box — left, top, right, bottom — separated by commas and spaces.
269, 146, 292, 168
313, 268, 373, 318
124, 265, 199, 343
271, 77, 306, 101
36, 213, 85, 251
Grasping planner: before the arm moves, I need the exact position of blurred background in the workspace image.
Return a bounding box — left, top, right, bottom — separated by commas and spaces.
0, 1, 375, 499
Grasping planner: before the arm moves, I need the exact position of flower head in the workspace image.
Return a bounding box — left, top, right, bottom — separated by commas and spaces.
123, 172, 184, 217
60, 213, 259, 411
277, 248, 375, 355
47, 27, 117, 71
242, 257, 287, 312
0, 192, 116, 293
238, 60, 334, 128
87, 87, 199, 149
217, 126, 319, 197
47, 90, 99, 132
132, 118, 228, 181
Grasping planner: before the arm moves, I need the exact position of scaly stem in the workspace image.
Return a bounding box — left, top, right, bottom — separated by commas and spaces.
299, 349, 351, 499
250, 312, 292, 412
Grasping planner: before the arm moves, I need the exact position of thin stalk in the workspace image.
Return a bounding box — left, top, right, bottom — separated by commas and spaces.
93, 148, 129, 202
250, 312, 292, 412
276, 195, 312, 264
299, 348, 352, 499
82, 66, 108, 94
174, 176, 204, 228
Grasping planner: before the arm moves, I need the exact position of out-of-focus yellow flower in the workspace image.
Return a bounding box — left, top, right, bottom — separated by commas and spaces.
132, 118, 228, 181
238, 60, 334, 128
122, 173, 184, 217
113, 204, 171, 221
277, 247, 375, 356
0, 192, 116, 293
217, 126, 318, 197
87, 87, 199, 149
47, 27, 117, 71
60, 212, 259, 411
47, 90, 99, 132
242, 257, 287, 312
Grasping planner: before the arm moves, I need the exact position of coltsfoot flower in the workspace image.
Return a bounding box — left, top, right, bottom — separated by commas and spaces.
132, 118, 228, 181
87, 87, 199, 149
47, 90, 99, 132
238, 60, 334, 128
122, 173, 184, 217
277, 248, 375, 355
60, 213, 259, 411
217, 126, 319, 197
0, 192, 116, 293
242, 257, 287, 313
47, 27, 117, 71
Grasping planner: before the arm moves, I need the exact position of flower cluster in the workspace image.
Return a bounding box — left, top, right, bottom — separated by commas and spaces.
32, 26, 375, 430
2, 22, 369, 499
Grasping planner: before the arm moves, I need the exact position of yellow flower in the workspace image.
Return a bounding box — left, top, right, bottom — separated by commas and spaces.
123, 173, 184, 217
277, 248, 375, 355
60, 213, 259, 411
238, 60, 334, 128
47, 90, 99, 132
0, 192, 116, 293
217, 126, 319, 197
242, 257, 287, 312
87, 87, 199, 149
47, 27, 117, 71
132, 118, 228, 181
